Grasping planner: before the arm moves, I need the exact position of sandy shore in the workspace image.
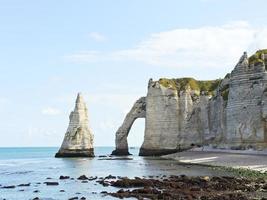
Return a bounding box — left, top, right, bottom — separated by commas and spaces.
163, 149, 267, 172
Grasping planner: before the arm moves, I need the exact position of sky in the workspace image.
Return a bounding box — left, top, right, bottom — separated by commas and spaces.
1, 0, 267, 147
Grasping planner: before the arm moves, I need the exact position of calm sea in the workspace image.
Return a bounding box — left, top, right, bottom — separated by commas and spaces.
0, 147, 234, 200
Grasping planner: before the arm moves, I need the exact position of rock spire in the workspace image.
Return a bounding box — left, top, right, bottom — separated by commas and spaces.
55, 93, 94, 157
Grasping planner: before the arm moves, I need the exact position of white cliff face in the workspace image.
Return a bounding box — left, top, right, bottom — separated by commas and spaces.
55, 93, 94, 157
226, 52, 267, 149
113, 50, 267, 156
139, 80, 180, 156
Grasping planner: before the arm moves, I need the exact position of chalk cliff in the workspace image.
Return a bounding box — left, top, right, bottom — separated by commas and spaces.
55, 93, 94, 157
113, 50, 267, 156
112, 97, 146, 155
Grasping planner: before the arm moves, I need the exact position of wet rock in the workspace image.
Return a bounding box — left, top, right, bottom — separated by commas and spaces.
77, 175, 88, 180
88, 176, 97, 181
43, 182, 59, 186
59, 175, 70, 180
2, 185, 16, 189
97, 180, 110, 187
105, 175, 267, 200
98, 157, 133, 160
81, 180, 88, 183
68, 197, 78, 200
60, 190, 65, 192
105, 175, 116, 179
33, 190, 39, 193
99, 155, 107, 158
111, 178, 154, 188
17, 183, 30, 187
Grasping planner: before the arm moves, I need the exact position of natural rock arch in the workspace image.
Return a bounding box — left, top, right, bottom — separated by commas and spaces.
111, 97, 146, 155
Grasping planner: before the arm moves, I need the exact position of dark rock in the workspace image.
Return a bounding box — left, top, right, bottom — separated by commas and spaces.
139, 148, 180, 156
17, 183, 30, 187
59, 175, 70, 180
33, 190, 39, 193
97, 180, 110, 187
105, 175, 265, 200
98, 155, 108, 158
55, 149, 94, 158
105, 175, 116, 179
68, 197, 78, 200
80, 197, 86, 200
111, 149, 131, 156
81, 180, 88, 183
2, 185, 16, 189
88, 176, 97, 181
32, 198, 40, 200
43, 182, 59, 186
60, 190, 65, 192
77, 175, 88, 180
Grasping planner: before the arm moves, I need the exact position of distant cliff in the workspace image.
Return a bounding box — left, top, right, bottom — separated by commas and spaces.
112, 50, 267, 156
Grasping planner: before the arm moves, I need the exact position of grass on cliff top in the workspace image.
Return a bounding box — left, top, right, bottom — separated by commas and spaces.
159, 78, 221, 95
248, 49, 267, 65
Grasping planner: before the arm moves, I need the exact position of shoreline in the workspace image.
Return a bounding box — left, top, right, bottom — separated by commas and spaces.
162, 149, 267, 173
1, 173, 266, 200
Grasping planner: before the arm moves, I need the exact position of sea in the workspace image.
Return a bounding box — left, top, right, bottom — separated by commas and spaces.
0, 147, 235, 200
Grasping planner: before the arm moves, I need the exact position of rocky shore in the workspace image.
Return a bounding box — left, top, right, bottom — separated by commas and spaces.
1, 172, 267, 200
105, 175, 267, 200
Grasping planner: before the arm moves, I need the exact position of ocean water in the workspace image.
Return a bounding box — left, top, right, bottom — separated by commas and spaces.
0, 147, 234, 200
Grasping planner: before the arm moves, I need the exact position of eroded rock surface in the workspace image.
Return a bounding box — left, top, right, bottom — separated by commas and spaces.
114, 50, 267, 156
112, 97, 146, 155
55, 93, 94, 157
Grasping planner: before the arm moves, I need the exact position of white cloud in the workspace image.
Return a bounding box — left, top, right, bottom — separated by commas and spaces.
88, 32, 107, 42
41, 107, 61, 115
67, 21, 267, 69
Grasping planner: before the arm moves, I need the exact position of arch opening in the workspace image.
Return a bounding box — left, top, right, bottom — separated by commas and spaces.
127, 118, 145, 155
111, 97, 146, 156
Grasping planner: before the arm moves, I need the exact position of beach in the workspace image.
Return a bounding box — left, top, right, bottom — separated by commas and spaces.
163, 148, 267, 172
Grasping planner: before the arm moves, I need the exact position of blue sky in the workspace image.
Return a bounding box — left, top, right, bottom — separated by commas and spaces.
1, 0, 267, 147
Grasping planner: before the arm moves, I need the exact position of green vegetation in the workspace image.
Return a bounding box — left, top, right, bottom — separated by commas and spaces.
158, 77, 221, 96
158, 78, 177, 90
248, 49, 267, 66
213, 166, 267, 180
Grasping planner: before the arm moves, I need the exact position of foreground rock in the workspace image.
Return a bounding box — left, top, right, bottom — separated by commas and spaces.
113, 50, 267, 156
105, 176, 267, 200
55, 93, 94, 157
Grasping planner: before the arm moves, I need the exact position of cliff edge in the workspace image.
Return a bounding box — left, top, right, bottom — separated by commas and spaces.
113, 50, 267, 156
